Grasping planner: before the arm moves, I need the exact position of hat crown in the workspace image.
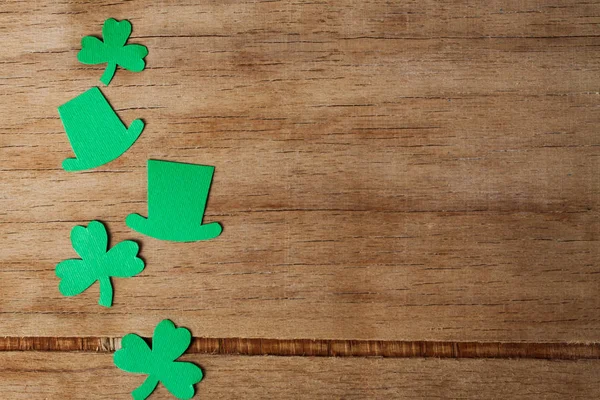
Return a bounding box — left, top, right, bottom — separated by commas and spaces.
59, 87, 132, 160
146, 160, 215, 227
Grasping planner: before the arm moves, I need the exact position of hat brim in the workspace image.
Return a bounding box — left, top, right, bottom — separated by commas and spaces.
62, 156, 115, 172
126, 213, 223, 242
62, 120, 144, 172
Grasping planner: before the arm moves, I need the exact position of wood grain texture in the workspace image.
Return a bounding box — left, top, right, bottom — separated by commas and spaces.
0, 352, 598, 399
1, 1, 599, 344
2, 336, 600, 359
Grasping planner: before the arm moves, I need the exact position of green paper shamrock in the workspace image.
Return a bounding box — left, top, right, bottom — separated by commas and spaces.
78, 18, 148, 86
55, 221, 144, 307
114, 319, 203, 400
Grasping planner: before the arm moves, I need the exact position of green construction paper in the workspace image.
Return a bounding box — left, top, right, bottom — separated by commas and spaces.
126, 160, 222, 242
58, 87, 144, 172
78, 18, 148, 85
55, 221, 144, 307
114, 319, 203, 400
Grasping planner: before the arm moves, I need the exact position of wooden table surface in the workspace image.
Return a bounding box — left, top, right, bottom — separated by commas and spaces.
1, 0, 599, 398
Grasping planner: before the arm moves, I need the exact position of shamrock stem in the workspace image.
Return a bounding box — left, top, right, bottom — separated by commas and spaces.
100, 62, 117, 85
98, 276, 113, 307
132, 376, 159, 400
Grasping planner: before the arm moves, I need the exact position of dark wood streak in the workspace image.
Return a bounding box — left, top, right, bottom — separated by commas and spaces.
1, 337, 599, 360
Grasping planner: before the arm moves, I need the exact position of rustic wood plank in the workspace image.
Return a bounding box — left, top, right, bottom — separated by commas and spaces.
1, 0, 599, 342
2, 0, 600, 50
1, 352, 599, 399
1, 211, 598, 340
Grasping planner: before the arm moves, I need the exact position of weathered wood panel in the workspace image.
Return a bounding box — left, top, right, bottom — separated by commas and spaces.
1, 352, 599, 399
1, 1, 598, 342
1, 210, 598, 340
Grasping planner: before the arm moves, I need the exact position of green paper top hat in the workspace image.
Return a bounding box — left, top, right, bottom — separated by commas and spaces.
58, 87, 144, 171
126, 160, 222, 242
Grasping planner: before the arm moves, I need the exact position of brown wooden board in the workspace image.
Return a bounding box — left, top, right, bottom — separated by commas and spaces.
1, 352, 599, 399
1, 0, 598, 342
0, 1, 599, 398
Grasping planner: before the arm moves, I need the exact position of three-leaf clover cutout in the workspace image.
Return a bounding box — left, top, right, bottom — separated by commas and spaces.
78, 18, 148, 86
55, 220, 144, 307
114, 319, 203, 400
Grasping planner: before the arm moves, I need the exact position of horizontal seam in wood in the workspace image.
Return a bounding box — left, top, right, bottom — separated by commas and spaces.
0, 338, 598, 360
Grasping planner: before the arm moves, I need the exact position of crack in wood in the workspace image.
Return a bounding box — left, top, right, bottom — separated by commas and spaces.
1, 337, 598, 359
